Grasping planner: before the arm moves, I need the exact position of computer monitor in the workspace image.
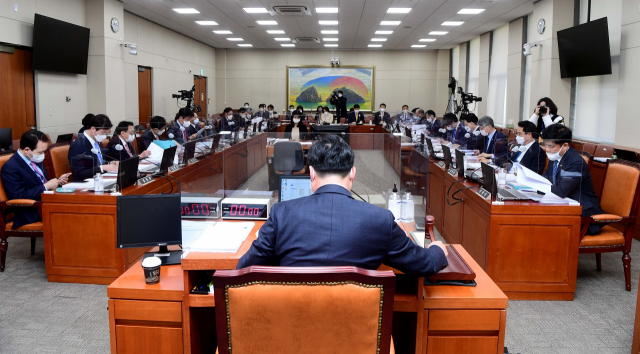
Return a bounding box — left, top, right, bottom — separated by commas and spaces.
116, 157, 140, 191
158, 145, 177, 174
183, 140, 196, 165
279, 175, 313, 202
425, 139, 440, 159
0, 128, 12, 151
56, 133, 74, 143
117, 193, 182, 265
442, 144, 453, 170
455, 149, 465, 178
481, 162, 497, 198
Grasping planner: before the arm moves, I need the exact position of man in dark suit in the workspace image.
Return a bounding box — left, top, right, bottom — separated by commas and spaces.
476, 116, 507, 164
68, 114, 119, 181
255, 104, 269, 119
347, 104, 365, 125
329, 90, 348, 120
78, 113, 94, 134
462, 113, 484, 151
542, 125, 604, 235
237, 134, 448, 274
509, 121, 546, 174
1, 131, 69, 228
438, 113, 458, 142
107, 121, 151, 161
166, 108, 194, 146
140, 116, 167, 151
374, 103, 391, 125
395, 104, 414, 124
187, 112, 206, 139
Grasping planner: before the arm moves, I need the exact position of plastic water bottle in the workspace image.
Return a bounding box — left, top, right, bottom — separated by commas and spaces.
402, 192, 415, 222
94, 173, 104, 193
388, 183, 402, 221
498, 168, 507, 188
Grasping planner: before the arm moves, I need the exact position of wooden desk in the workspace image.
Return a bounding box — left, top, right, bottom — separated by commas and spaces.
41, 133, 267, 285
108, 220, 507, 354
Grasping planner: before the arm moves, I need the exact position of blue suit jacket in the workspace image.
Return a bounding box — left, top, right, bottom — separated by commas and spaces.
1, 153, 49, 228
347, 112, 365, 125
510, 141, 546, 175
237, 184, 448, 275
68, 133, 105, 181
452, 125, 468, 146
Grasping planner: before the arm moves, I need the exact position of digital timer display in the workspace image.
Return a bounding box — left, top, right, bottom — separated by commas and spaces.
181, 202, 217, 218
221, 204, 268, 219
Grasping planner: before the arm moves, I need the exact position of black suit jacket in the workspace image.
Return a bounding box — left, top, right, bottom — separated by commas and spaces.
329, 95, 348, 118
237, 184, 448, 275
510, 141, 546, 175
106, 136, 136, 161
465, 129, 485, 151
347, 112, 365, 125
140, 130, 158, 151
68, 133, 107, 181
1, 153, 50, 228
374, 111, 390, 125
284, 123, 309, 140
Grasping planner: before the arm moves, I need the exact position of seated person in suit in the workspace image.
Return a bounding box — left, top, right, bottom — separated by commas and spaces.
438, 113, 458, 143
396, 104, 414, 124
509, 121, 546, 174
476, 116, 507, 164
78, 113, 94, 134
256, 103, 269, 119
423, 110, 441, 136
286, 104, 296, 120
243, 102, 251, 110
1, 131, 70, 229
541, 125, 604, 235
266, 104, 277, 119
314, 106, 324, 122
219, 107, 238, 133
347, 104, 365, 125
284, 114, 309, 140
452, 114, 468, 146
461, 113, 484, 151
140, 116, 167, 151
187, 112, 206, 138
68, 114, 119, 181
374, 103, 391, 125
319, 106, 334, 124
166, 108, 194, 146
107, 121, 151, 161
237, 134, 448, 274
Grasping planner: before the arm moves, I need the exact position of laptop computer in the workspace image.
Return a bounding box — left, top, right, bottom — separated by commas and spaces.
278, 175, 313, 202
425, 139, 444, 160
455, 149, 482, 182
88, 156, 140, 192
56, 134, 74, 143
442, 144, 454, 170
481, 162, 531, 201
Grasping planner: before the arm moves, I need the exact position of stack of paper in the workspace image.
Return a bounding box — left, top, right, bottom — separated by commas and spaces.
189, 222, 255, 253
514, 163, 578, 204
63, 181, 94, 190
181, 221, 216, 249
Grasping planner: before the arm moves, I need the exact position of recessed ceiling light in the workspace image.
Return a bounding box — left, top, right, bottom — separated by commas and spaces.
173, 8, 199, 14
238, 44, 253, 47
214, 30, 232, 34
321, 30, 338, 34
316, 7, 338, 13
387, 8, 412, 14
458, 8, 485, 15
411, 45, 427, 48
257, 20, 278, 25
375, 31, 393, 35
371, 38, 387, 42
380, 21, 401, 26
323, 38, 339, 41
274, 38, 291, 41
243, 8, 268, 13
324, 44, 338, 47
368, 44, 382, 48
281, 44, 295, 47
419, 38, 436, 42
195, 21, 218, 25
429, 31, 448, 35
442, 21, 464, 26
319, 20, 339, 25
267, 30, 285, 34
227, 38, 244, 41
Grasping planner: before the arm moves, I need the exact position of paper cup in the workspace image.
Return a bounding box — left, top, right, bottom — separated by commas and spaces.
142, 256, 161, 285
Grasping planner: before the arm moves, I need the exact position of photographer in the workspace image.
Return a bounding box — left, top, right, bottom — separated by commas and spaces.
329, 90, 347, 120
528, 97, 564, 134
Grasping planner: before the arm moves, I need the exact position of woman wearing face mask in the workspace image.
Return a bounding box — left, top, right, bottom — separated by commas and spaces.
541, 125, 603, 235
315, 106, 324, 123
528, 97, 564, 134
284, 114, 309, 141
320, 106, 334, 124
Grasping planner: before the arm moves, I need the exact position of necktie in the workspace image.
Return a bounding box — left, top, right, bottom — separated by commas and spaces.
552, 161, 559, 184
183, 129, 188, 142
123, 142, 133, 158
513, 151, 522, 161
486, 137, 490, 153
94, 142, 103, 164
30, 162, 46, 183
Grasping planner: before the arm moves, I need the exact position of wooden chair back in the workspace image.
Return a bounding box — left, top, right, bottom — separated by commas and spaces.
213, 266, 395, 354
600, 160, 640, 218
47, 144, 72, 179
0, 153, 14, 202
594, 145, 614, 158
582, 142, 597, 156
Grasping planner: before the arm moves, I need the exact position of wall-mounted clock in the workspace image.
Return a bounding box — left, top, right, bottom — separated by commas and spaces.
537, 18, 546, 34
111, 17, 120, 33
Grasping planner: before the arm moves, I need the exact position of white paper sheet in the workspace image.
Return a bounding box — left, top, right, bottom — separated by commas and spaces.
63, 181, 94, 189
146, 143, 165, 163
515, 163, 552, 194
181, 221, 216, 249
189, 222, 254, 253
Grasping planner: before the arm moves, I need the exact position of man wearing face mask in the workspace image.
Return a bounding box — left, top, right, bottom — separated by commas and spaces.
187, 112, 206, 140
475, 116, 507, 164
396, 105, 413, 124
107, 121, 152, 161
140, 116, 167, 151
256, 104, 269, 119
374, 103, 390, 125
347, 104, 365, 125
438, 113, 458, 143
243, 102, 251, 111
452, 114, 469, 146
329, 90, 348, 121
266, 104, 277, 119
1, 131, 69, 229
233, 108, 248, 128
167, 108, 193, 145
462, 113, 484, 151
219, 107, 239, 134
286, 105, 297, 121
423, 110, 441, 136
508, 121, 546, 174
541, 125, 603, 235
68, 114, 120, 181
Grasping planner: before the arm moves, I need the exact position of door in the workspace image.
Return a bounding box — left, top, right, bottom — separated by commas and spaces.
0, 47, 35, 140
138, 67, 152, 126
194, 75, 207, 118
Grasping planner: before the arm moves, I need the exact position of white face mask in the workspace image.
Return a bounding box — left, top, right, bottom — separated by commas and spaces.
465, 126, 471, 132
446, 126, 454, 131
259, 108, 264, 112
95, 133, 107, 142
547, 146, 566, 162
427, 118, 433, 123
293, 118, 300, 124
473, 130, 481, 136
403, 109, 408, 114
29, 151, 45, 163
480, 128, 488, 137
183, 121, 190, 128
193, 118, 199, 125
354, 110, 360, 115
290, 108, 295, 112
380, 108, 385, 112
228, 115, 234, 121
516, 136, 525, 145
241, 114, 246, 119
244, 105, 249, 108
158, 129, 165, 135
126, 133, 135, 142
179, 126, 186, 132
338, 94, 343, 97
464, 133, 471, 138
268, 110, 272, 113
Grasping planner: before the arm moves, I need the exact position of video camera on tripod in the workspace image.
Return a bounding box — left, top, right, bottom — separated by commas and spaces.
172, 85, 201, 113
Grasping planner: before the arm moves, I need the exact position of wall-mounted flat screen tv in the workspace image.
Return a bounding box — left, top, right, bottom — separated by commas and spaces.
32, 14, 90, 75
557, 17, 612, 78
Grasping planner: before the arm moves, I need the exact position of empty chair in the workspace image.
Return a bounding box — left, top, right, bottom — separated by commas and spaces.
46, 143, 72, 179
273, 141, 305, 175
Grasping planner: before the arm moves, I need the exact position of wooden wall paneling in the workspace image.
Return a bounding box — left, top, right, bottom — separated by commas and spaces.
115, 324, 183, 354
427, 336, 499, 354
109, 299, 117, 354
428, 169, 445, 238
349, 125, 375, 149
138, 67, 152, 126
461, 198, 490, 270
0, 48, 34, 139
22, 50, 35, 126
194, 76, 207, 119
590, 161, 606, 198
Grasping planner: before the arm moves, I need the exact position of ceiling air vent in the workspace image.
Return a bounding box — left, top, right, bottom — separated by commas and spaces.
271, 5, 312, 16
292, 37, 321, 44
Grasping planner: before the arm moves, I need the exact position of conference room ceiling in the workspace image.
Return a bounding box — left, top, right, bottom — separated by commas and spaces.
123, 0, 534, 50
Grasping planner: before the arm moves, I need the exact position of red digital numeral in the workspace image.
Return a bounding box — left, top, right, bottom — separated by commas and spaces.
201, 204, 209, 215
184, 207, 190, 215
254, 208, 260, 215
193, 204, 200, 215
239, 205, 246, 216
247, 208, 253, 216
230, 205, 237, 215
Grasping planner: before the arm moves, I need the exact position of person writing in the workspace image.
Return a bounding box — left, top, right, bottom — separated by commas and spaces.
329, 90, 348, 121
284, 114, 309, 140
237, 134, 448, 274
374, 103, 390, 125
347, 104, 365, 125
475, 116, 507, 164
508, 121, 546, 174
140, 116, 167, 151
1, 131, 70, 229
424, 110, 441, 136
462, 113, 484, 151
107, 121, 152, 161
319, 106, 334, 124
68, 114, 119, 181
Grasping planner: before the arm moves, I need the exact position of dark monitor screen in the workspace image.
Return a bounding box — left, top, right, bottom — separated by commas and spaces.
279, 175, 313, 202
117, 157, 140, 190
557, 17, 612, 78
32, 14, 90, 75
455, 149, 465, 177
0, 128, 12, 151
56, 134, 74, 143
442, 144, 453, 169
160, 146, 177, 171
481, 162, 496, 197
117, 194, 182, 249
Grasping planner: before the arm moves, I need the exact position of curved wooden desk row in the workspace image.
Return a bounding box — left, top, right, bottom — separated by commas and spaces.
107, 220, 507, 354
41, 133, 268, 285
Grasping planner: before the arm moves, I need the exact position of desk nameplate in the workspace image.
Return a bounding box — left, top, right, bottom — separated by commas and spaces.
137, 176, 154, 186
169, 165, 180, 173
188, 158, 198, 165
447, 168, 458, 177
476, 187, 491, 200
437, 161, 445, 168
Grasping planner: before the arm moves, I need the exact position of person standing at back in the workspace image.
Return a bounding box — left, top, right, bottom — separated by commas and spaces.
237, 135, 448, 274
329, 90, 348, 121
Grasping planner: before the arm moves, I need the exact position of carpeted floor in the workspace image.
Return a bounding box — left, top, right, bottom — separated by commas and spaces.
0, 150, 637, 354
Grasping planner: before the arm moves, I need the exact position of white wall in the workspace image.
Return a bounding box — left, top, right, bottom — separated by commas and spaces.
467, 37, 481, 114
0, 0, 88, 138
214, 49, 446, 115
487, 24, 509, 126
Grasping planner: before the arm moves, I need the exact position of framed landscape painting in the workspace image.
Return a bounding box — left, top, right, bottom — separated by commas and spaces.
287, 65, 375, 111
